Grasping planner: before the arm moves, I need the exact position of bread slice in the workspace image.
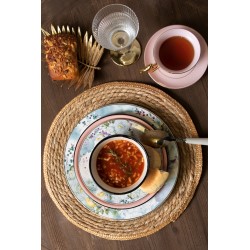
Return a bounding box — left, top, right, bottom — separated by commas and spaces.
143, 145, 162, 169
140, 168, 169, 194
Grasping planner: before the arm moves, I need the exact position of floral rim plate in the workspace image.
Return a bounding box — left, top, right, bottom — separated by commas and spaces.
144, 25, 208, 89
64, 103, 179, 220
74, 114, 168, 209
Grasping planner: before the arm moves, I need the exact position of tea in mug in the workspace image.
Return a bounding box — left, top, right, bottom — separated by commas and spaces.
159, 36, 194, 71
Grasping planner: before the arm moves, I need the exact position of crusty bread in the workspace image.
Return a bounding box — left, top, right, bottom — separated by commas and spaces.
140, 168, 169, 194
44, 33, 79, 80
143, 145, 162, 169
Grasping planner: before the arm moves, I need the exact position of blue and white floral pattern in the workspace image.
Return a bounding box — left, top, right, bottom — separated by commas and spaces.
64, 103, 179, 220
77, 118, 151, 206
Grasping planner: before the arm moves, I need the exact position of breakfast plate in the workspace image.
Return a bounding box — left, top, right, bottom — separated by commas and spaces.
64, 103, 179, 220
144, 25, 208, 89
74, 114, 167, 209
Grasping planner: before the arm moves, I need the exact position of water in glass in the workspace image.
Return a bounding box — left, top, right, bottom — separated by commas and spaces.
96, 12, 137, 50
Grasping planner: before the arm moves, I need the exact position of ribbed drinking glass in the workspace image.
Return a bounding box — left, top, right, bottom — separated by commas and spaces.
92, 4, 141, 66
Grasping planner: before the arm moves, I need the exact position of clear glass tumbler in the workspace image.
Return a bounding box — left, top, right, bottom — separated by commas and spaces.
92, 4, 141, 66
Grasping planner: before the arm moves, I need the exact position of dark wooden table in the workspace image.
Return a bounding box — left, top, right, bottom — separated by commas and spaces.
41, 0, 208, 249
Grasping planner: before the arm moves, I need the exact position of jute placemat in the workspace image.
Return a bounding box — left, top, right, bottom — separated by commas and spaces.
43, 82, 202, 240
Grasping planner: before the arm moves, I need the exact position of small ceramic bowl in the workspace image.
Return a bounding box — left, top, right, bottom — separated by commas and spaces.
90, 134, 149, 194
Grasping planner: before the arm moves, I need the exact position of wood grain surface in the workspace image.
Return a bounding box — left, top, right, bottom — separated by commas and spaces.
41, 0, 208, 249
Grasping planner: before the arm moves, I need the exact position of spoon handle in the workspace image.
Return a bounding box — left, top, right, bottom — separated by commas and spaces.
185, 138, 208, 145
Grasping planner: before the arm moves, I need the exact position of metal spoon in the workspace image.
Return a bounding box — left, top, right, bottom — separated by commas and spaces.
141, 130, 208, 147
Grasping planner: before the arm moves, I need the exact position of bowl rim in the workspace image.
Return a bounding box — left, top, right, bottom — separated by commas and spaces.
89, 134, 149, 195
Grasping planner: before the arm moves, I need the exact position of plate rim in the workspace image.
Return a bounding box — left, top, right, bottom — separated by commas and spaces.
73, 114, 159, 209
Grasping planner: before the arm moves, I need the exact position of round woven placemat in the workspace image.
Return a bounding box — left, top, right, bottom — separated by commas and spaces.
43, 82, 202, 240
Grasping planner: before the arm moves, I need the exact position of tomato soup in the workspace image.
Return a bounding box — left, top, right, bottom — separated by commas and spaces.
96, 140, 144, 188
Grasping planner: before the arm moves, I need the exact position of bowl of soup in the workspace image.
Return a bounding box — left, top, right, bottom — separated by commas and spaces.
90, 135, 149, 194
